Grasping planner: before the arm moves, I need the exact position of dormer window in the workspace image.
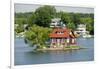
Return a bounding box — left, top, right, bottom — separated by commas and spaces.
55, 31, 64, 34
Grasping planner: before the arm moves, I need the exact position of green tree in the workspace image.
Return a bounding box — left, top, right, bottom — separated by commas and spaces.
34, 5, 56, 27
24, 25, 52, 49
28, 13, 36, 26
60, 12, 76, 30
61, 12, 73, 24
73, 13, 81, 26
67, 22, 76, 30
15, 24, 24, 33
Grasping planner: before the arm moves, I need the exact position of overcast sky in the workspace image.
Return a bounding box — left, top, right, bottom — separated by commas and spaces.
15, 3, 94, 13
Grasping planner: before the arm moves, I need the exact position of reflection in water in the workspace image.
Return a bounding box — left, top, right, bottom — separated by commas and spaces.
15, 37, 94, 65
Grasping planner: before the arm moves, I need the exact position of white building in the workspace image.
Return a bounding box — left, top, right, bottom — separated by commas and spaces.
50, 18, 66, 28
74, 24, 91, 38
76, 24, 87, 34
50, 18, 61, 28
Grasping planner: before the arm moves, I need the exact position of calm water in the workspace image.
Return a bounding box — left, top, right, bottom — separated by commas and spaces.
14, 37, 94, 65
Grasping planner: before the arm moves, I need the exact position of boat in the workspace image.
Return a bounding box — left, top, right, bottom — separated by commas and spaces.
82, 34, 92, 38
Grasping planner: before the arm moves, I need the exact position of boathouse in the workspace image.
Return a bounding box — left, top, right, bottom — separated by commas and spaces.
49, 27, 77, 48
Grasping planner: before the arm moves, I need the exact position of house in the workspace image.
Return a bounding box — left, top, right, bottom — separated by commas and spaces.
74, 24, 91, 38
50, 18, 66, 28
50, 18, 61, 28
75, 24, 87, 35
49, 27, 77, 48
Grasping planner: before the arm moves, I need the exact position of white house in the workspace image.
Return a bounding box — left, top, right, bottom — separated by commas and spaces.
74, 24, 91, 38
76, 24, 87, 34
50, 18, 61, 28
50, 18, 66, 28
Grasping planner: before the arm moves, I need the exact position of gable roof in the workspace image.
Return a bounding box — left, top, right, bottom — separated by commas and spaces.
49, 28, 76, 38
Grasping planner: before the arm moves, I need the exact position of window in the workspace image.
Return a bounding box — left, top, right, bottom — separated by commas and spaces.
55, 31, 64, 34
52, 39, 57, 43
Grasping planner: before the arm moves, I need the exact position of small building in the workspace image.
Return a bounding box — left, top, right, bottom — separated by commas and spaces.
50, 18, 61, 28
74, 24, 90, 38
49, 28, 77, 48
76, 24, 87, 35
50, 18, 66, 28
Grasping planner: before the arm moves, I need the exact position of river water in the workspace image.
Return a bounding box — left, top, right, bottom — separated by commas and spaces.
14, 37, 94, 65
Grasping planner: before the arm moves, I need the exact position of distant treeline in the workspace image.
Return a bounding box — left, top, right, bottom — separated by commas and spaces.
15, 5, 94, 35
15, 12, 94, 24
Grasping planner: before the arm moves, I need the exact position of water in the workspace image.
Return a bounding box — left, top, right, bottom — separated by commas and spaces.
14, 37, 94, 65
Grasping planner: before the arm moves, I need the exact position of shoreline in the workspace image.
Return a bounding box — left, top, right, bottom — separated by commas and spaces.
36, 46, 87, 51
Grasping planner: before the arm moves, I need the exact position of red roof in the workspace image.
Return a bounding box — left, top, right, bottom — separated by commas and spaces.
49, 28, 75, 38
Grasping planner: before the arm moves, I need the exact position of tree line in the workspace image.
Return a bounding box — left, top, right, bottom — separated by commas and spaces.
15, 5, 94, 34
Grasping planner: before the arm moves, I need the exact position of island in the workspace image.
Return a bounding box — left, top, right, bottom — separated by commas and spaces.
36, 18, 81, 51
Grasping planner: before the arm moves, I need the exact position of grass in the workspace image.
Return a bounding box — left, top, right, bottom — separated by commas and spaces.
65, 46, 80, 50
66, 45, 79, 48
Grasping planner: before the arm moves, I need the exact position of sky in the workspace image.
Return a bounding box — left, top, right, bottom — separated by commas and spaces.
14, 3, 94, 13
